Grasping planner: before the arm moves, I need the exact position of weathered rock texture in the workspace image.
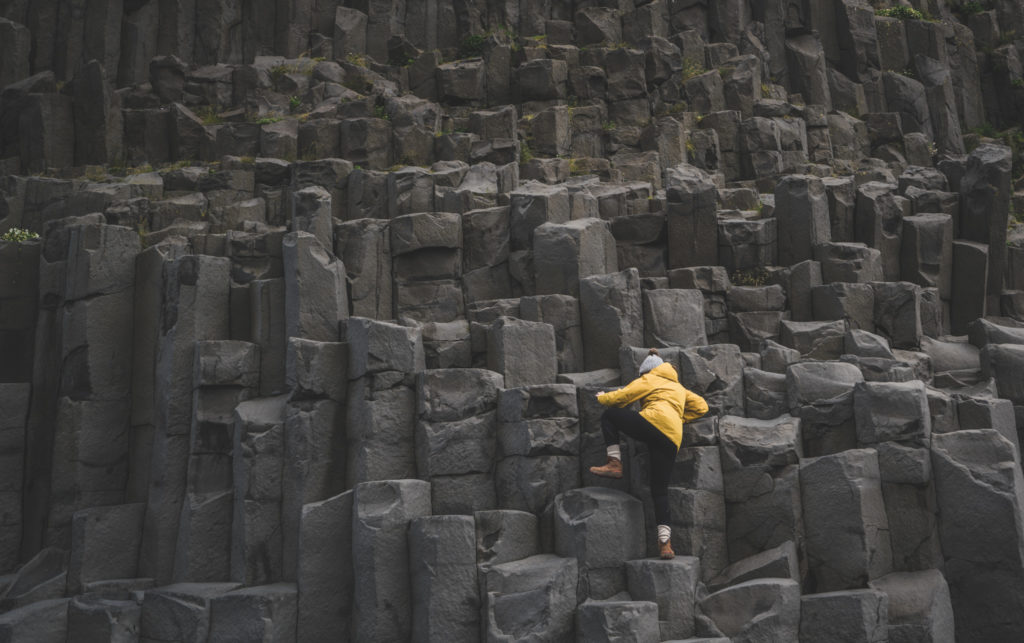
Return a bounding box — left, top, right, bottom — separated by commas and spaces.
1, 1, 1023, 641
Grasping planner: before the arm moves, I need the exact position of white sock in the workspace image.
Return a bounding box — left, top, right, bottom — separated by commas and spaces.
658, 525, 671, 544
606, 444, 621, 460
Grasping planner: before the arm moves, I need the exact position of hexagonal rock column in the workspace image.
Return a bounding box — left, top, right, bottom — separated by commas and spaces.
959, 144, 1012, 308
855, 182, 908, 282
176, 340, 260, 584
49, 222, 141, 546
481, 554, 578, 641
495, 384, 581, 547
207, 583, 297, 643
474, 509, 539, 568
554, 487, 646, 600
351, 479, 432, 643
391, 211, 464, 323
668, 484, 728, 584
867, 570, 954, 643
0, 383, 30, 571
625, 557, 701, 640
642, 289, 707, 349
345, 318, 424, 486
677, 344, 745, 418
775, 174, 831, 268
486, 317, 557, 387
719, 415, 803, 565
580, 268, 644, 371
140, 582, 241, 643
335, 217, 391, 320
799, 589, 889, 643
282, 231, 347, 342
708, 540, 800, 593
291, 186, 333, 252
853, 380, 931, 448
533, 219, 617, 298
520, 294, 585, 374
141, 255, 230, 586
665, 163, 718, 269
232, 395, 287, 587
297, 490, 353, 643
0, 598, 69, 642
68, 595, 141, 642
931, 430, 1024, 642
980, 344, 1024, 407
699, 578, 801, 642
786, 360, 864, 457
874, 440, 943, 573
68, 503, 145, 594
575, 600, 660, 643
409, 515, 479, 643
800, 449, 893, 592
415, 368, 504, 514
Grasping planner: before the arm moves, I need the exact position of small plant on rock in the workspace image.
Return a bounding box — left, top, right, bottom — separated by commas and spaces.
345, 52, 368, 68
731, 268, 771, 287
195, 105, 223, 125
289, 95, 302, 112
876, 6, 926, 20
0, 227, 39, 242
458, 33, 488, 59
681, 58, 704, 81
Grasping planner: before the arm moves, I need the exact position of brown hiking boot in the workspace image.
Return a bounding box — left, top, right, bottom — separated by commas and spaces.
659, 540, 675, 560
589, 457, 623, 479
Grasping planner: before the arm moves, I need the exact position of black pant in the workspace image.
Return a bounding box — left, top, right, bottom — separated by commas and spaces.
600, 407, 678, 526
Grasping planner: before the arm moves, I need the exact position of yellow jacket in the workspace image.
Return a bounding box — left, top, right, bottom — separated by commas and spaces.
597, 362, 709, 448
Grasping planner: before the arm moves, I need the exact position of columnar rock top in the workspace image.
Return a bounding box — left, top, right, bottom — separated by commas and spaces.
1, 1, 1024, 641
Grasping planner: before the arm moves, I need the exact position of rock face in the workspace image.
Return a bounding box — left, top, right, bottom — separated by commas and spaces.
0, 1, 1022, 641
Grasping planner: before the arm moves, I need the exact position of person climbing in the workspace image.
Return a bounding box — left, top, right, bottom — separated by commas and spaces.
590, 348, 709, 560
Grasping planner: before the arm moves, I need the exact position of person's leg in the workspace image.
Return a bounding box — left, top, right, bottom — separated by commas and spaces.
592, 407, 639, 477
648, 442, 677, 527
607, 414, 679, 556
599, 407, 638, 460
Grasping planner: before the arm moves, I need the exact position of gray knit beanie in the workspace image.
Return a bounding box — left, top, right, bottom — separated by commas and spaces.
638, 348, 663, 375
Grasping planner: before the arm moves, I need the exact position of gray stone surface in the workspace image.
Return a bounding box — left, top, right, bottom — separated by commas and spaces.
625, 557, 700, 640
799, 589, 889, 643
352, 479, 432, 643
580, 268, 644, 370
282, 231, 347, 343
719, 415, 803, 563
708, 540, 800, 594
487, 317, 557, 387
775, 175, 831, 267
554, 487, 646, 599
409, 515, 479, 643
854, 380, 931, 447
699, 578, 801, 642
869, 570, 954, 643
575, 599, 660, 643
787, 361, 864, 456
931, 430, 1024, 641
801, 449, 892, 592
643, 288, 707, 349
207, 583, 297, 643
481, 554, 578, 642
297, 490, 353, 643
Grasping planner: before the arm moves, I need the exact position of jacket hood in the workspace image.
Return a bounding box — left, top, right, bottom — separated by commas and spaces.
648, 362, 679, 382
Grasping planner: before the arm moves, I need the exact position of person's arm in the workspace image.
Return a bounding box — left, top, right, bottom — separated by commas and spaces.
681, 389, 709, 422
596, 377, 651, 408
